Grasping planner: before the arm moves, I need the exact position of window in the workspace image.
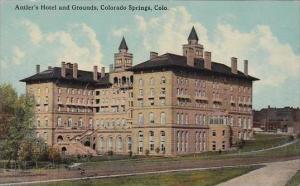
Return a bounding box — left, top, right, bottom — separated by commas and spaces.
149, 131, 154, 151
160, 98, 165, 105
127, 137, 132, 151
37, 118, 40, 127
45, 87, 49, 94
139, 89, 143, 96
212, 130, 216, 136
99, 137, 104, 151
79, 118, 83, 127
138, 113, 144, 125
149, 112, 154, 124
58, 88, 61, 94
177, 113, 180, 124
161, 76, 166, 84
222, 130, 225, 136
139, 79, 143, 86
185, 114, 188, 124
108, 137, 113, 150
160, 131, 166, 152
161, 88, 166, 96
160, 112, 166, 124
117, 137, 123, 152
45, 117, 48, 127
138, 131, 144, 153
57, 117, 62, 127
150, 88, 154, 97
67, 117, 72, 127
150, 77, 155, 86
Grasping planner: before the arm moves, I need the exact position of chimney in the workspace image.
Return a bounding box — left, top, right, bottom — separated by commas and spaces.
109, 64, 114, 73
150, 52, 158, 60
244, 60, 248, 76
231, 57, 238, 74
36, 65, 40, 73
73, 63, 78, 79
204, 51, 212, 70
93, 65, 98, 81
101, 67, 105, 78
61, 62, 66, 78
186, 47, 195, 67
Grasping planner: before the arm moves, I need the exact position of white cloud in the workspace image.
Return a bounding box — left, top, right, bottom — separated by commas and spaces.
11, 46, 25, 65
21, 20, 103, 71
21, 20, 42, 45
134, 6, 300, 90
112, 27, 129, 37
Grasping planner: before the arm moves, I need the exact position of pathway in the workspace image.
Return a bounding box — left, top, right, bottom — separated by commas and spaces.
218, 159, 300, 186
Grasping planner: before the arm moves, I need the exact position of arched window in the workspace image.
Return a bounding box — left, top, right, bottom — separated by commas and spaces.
122, 76, 126, 85
160, 112, 166, 124
57, 135, 63, 143
149, 113, 155, 124
67, 117, 72, 127
57, 117, 62, 127
114, 77, 118, 84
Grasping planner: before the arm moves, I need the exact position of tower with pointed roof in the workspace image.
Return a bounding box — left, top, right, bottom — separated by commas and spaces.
114, 37, 133, 71
183, 26, 204, 59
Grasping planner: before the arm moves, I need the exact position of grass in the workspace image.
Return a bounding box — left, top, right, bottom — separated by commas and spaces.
238, 134, 291, 152
41, 166, 261, 186
286, 170, 300, 186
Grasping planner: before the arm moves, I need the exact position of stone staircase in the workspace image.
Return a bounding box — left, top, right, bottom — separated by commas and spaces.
55, 129, 98, 156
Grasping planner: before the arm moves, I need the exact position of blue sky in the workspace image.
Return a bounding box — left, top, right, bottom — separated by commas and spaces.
0, 0, 299, 109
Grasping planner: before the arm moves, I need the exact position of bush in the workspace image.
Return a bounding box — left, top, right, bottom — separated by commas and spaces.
237, 139, 246, 149
155, 147, 160, 154
288, 135, 295, 141
107, 151, 114, 156
145, 149, 150, 156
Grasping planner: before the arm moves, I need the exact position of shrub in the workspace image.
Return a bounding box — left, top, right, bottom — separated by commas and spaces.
107, 150, 114, 156
145, 149, 150, 156
155, 147, 160, 154
288, 135, 295, 141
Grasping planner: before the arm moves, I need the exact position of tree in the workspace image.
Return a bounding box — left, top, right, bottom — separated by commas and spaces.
0, 84, 39, 168
48, 147, 61, 165
0, 84, 17, 140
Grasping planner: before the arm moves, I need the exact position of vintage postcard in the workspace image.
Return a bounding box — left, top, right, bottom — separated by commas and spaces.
0, 0, 299, 185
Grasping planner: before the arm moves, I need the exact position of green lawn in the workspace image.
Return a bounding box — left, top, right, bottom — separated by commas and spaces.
238, 134, 291, 152
286, 170, 300, 186
41, 166, 260, 186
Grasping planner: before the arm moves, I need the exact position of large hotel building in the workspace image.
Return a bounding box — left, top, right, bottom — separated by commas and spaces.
21, 27, 258, 156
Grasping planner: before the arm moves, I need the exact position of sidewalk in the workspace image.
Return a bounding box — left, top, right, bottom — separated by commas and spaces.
218, 159, 300, 186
